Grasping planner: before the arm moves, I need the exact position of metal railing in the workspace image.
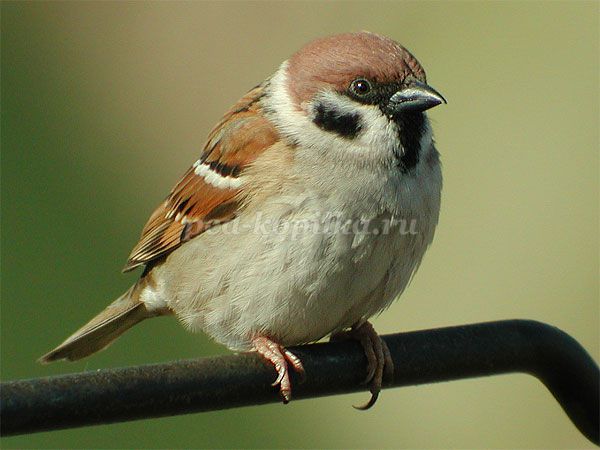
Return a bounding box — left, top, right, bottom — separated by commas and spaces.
1, 320, 598, 445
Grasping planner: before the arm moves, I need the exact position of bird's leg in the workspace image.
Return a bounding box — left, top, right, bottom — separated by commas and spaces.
252, 336, 305, 403
330, 321, 394, 410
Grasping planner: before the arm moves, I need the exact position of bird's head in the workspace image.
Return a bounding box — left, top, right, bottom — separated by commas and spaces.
266, 32, 446, 173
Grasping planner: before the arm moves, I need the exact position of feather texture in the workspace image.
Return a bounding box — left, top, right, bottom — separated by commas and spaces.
124, 84, 279, 271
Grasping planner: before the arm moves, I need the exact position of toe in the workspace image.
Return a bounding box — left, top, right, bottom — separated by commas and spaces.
382, 339, 394, 384
253, 336, 304, 404
284, 349, 307, 383
349, 321, 394, 409
359, 335, 378, 384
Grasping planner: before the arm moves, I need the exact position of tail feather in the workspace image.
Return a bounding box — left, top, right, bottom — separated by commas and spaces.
39, 286, 152, 364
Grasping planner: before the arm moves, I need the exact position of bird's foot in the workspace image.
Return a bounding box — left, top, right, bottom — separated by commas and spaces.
252, 336, 305, 403
331, 321, 393, 410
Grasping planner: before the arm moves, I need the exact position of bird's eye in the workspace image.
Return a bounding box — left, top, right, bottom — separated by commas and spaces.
350, 79, 371, 96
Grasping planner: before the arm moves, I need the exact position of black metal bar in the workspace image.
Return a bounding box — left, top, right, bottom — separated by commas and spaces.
1, 320, 598, 445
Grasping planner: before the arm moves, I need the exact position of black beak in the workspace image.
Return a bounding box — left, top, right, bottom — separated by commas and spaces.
387, 80, 446, 115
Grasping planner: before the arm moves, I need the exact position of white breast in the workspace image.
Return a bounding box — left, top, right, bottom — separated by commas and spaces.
148, 140, 441, 351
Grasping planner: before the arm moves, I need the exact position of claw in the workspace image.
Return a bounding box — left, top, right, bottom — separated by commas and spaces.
271, 362, 285, 387
353, 390, 379, 410
253, 336, 305, 403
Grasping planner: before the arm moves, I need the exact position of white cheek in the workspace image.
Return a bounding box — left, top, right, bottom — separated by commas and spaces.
267, 62, 398, 167
352, 103, 398, 151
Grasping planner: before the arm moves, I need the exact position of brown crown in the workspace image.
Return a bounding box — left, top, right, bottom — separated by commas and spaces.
286, 31, 427, 105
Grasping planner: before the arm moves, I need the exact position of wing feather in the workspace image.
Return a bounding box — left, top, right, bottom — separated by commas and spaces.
123, 84, 278, 271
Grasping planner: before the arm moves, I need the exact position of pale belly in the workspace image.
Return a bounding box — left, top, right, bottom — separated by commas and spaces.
148, 208, 436, 351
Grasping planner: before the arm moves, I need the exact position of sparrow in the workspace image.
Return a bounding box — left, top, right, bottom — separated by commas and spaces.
40, 31, 445, 409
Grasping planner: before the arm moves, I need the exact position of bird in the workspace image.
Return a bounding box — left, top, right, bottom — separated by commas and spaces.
40, 31, 445, 409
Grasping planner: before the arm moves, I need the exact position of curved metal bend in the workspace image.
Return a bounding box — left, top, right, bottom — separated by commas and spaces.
1, 320, 598, 445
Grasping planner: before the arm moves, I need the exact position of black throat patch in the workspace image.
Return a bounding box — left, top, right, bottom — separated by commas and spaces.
393, 112, 426, 173
312, 102, 362, 139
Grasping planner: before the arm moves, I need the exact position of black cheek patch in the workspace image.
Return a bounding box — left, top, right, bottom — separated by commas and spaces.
313, 103, 362, 139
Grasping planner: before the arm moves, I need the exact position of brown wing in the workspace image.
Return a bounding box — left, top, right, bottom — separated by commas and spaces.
123, 84, 279, 272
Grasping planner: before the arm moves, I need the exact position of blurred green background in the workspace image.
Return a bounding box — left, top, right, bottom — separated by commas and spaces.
2, 1, 598, 448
